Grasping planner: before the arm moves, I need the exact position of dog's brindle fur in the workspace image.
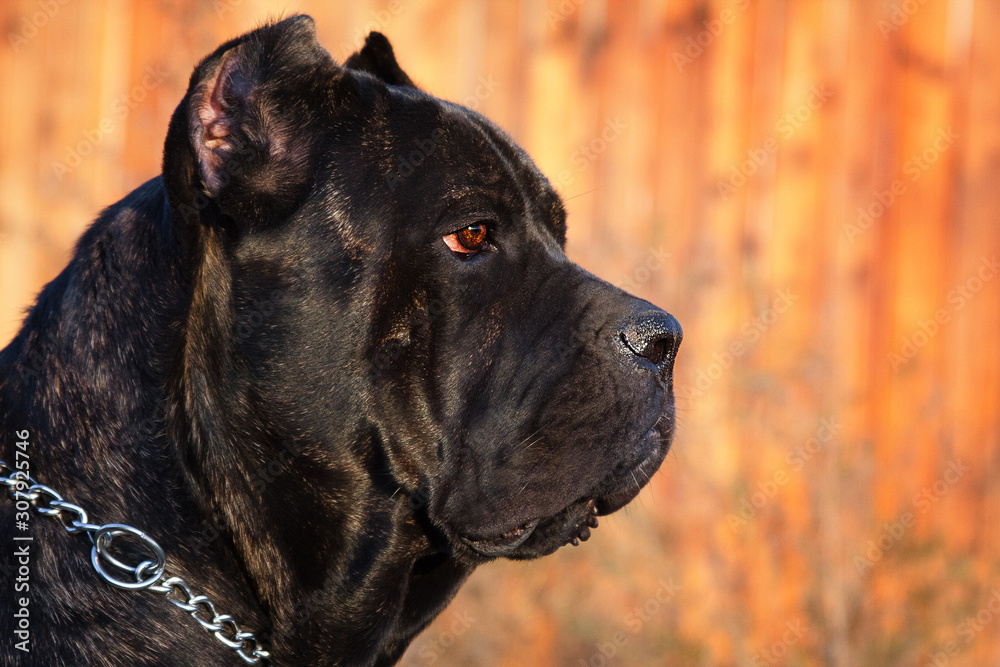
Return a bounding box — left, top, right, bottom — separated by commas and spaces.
0, 16, 681, 666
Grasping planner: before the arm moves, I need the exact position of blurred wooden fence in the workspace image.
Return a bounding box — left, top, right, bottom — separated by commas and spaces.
1, 1, 999, 665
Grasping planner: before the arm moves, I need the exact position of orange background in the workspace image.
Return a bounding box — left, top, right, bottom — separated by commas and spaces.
2, 1, 999, 665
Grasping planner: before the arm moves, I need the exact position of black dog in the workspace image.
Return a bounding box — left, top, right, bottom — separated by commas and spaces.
0, 16, 680, 666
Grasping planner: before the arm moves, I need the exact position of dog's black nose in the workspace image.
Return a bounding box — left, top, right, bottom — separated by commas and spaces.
619, 310, 682, 369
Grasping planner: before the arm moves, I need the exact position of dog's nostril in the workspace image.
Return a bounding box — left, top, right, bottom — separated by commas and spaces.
619, 310, 682, 368
620, 330, 671, 365
633, 334, 669, 365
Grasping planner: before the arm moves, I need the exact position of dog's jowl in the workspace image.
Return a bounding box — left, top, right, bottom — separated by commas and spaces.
0, 16, 681, 666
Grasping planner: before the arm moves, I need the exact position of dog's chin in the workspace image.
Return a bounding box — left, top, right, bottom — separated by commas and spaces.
457, 420, 672, 561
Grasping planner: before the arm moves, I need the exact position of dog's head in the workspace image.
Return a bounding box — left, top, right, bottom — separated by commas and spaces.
163, 16, 680, 563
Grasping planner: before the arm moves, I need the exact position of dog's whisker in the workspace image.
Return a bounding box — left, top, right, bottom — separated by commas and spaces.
514, 423, 551, 454
563, 186, 604, 201
513, 444, 561, 497
518, 435, 544, 455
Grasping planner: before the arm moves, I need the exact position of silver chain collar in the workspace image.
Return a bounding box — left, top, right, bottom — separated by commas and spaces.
0, 458, 271, 665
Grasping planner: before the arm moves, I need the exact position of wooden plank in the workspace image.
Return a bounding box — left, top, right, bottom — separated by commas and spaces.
946, 0, 1000, 663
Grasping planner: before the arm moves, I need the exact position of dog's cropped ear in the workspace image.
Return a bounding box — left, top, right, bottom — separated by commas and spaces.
344, 32, 415, 88
164, 15, 344, 229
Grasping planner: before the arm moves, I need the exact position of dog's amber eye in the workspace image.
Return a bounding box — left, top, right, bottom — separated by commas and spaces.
443, 224, 489, 257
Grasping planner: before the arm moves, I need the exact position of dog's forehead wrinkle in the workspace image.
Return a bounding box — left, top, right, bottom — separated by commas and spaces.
441, 104, 566, 250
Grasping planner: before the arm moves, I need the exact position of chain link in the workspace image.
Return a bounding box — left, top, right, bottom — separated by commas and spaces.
0, 458, 271, 665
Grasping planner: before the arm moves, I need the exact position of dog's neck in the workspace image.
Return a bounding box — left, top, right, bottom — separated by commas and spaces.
0, 177, 469, 665
165, 184, 472, 664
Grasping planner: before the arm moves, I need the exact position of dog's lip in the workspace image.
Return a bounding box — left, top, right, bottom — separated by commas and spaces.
458, 496, 601, 558
594, 421, 669, 516
491, 498, 601, 554
459, 519, 540, 557
558, 498, 601, 546
458, 416, 671, 557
